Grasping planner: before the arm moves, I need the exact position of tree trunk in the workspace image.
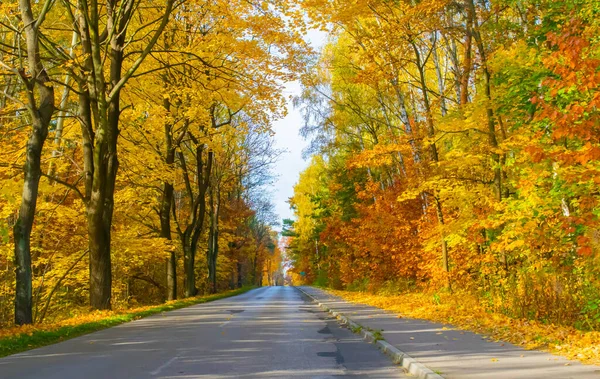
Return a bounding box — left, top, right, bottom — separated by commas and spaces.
166, 251, 177, 300
251, 256, 257, 287
161, 99, 176, 301
87, 76, 120, 311
467, 0, 502, 201
86, 0, 132, 310
207, 192, 216, 293
460, 3, 474, 106
180, 147, 212, 298
14, 0, 55, 325
14, 120, 48, 325
183, 244, 197, 297
212, 200, 219, 293
431, 33, 447, 117
47, 32, 78, 181
435, 198, 451, 291
411, 40, 451, 288
87, 205, 113, 310
411, 41, 439, 162
466, 0, 507, 272
75, 0, 175, 309
207, 184, 220, 294
163, 179, 176, 301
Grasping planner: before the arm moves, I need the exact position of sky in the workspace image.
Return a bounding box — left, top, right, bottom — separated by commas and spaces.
271, 30, 326, 229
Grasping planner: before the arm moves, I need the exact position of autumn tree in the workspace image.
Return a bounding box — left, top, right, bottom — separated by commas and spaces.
0, 0, 56, 325
292, 0, 600, 328
0, 0, 307, 326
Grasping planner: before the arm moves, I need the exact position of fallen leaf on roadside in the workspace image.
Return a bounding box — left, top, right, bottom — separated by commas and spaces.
328, 289, 600, 365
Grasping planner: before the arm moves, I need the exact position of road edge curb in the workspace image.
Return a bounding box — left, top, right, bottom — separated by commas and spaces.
295, 286, 445, 379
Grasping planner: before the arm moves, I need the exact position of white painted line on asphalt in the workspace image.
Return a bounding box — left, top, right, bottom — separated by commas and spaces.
150, 356, 179, 376
112, 340, 156, 346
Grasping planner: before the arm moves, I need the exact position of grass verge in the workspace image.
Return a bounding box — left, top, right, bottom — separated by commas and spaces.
0, 286, 255, 358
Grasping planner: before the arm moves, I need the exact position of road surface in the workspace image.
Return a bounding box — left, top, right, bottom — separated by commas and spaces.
300, 286, 600, 379
0, 287, 404, 379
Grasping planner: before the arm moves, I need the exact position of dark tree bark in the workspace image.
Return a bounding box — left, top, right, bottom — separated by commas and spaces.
176, 143, 212, 298
71, 0, 175, 310
13, 0, 56, 325
163, 181, 177, 301
156, 27, 183, 299
237, 262, 243, 288
207, 183, 221, 294
161, 98, 177, 300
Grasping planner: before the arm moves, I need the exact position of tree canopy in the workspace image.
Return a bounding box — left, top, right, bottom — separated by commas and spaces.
287, 0, 600, 330
0, 0, 299, 325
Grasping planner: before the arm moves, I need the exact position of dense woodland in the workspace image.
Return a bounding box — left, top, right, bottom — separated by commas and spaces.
0, 0, 298, 326
287, 0, 600, 331
1, 0, 600, 337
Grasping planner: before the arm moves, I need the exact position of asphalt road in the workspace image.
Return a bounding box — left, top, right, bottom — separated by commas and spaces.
0, 287, 404, 379
300, 286, 600, 379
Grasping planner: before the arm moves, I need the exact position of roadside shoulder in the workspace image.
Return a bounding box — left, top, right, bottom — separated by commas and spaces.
296, 286, 444, 379
297, 286, 600, 379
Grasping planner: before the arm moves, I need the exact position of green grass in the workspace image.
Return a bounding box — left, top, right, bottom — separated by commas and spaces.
0, 286, 255, 358
371, 329, 384, 342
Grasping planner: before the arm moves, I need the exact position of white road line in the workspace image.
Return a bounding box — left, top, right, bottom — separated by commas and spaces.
219, 320, 231, 328
150, 356, 179, 376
